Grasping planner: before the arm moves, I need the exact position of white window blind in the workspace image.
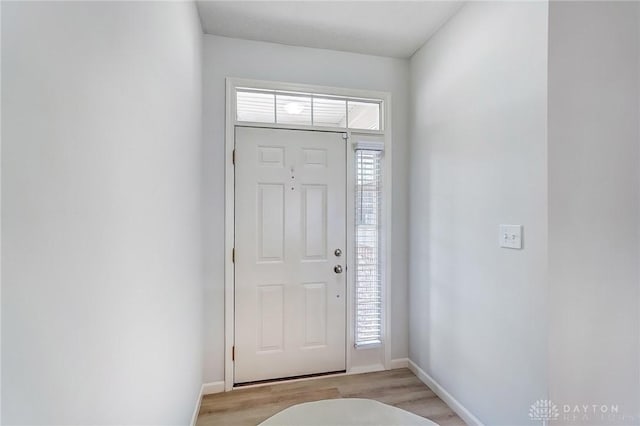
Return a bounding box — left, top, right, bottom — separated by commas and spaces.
235, 88, 382, 131
355, 148, 383, 347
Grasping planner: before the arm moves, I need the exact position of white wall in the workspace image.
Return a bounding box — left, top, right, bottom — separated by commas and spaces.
409, 2, 549, 425
1, 2, 203, 424
548, 2, 640, 424
202, 35, 410, 382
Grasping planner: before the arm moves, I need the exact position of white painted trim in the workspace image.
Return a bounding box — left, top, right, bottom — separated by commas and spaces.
390, 358, 409, 369
202, 381, 225, 396
408, 360, 484, 426
224, 79, 235, 392
225, 77, 393, 389
190, 385, 203, 426
381, 95, 392, 371
234, 121, 384, 136
345, 132, 356, 374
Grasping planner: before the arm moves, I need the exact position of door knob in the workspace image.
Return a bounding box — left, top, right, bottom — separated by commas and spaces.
334, 265, 343, 274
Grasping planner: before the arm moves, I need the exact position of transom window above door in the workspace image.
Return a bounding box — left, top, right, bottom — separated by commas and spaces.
236, 87, 383, 131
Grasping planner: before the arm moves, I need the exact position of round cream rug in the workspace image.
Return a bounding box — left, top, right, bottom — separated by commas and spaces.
259, 398, 439, 426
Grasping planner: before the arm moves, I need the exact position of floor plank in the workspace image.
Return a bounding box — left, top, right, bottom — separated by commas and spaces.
196, 369, 466, 426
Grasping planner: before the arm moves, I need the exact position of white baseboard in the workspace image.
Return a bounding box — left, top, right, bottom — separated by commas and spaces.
390, 358, 409, 369
202, 381, 225, 395
408, 360, 483, 426
190, 384, 204, 426
190, 381, 226, 426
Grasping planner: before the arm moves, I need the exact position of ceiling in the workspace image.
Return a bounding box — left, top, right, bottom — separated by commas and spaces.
195, 1, 464, 59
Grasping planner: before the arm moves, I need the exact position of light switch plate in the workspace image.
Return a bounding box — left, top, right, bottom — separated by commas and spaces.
500, 225, 523, 249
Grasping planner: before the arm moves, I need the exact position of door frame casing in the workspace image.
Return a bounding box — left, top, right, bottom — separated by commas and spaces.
224, 78, 392, 391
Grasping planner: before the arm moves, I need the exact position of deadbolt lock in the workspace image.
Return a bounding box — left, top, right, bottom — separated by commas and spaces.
334, 248, 342, 257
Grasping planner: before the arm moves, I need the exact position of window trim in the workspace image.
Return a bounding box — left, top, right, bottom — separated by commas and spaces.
224, 78, 392, 390
348, 134, 388, 354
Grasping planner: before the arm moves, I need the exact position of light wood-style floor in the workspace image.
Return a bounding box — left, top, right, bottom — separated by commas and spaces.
196, 368, 466, 426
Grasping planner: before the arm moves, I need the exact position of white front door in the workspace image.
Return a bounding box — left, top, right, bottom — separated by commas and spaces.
234, 126, 347, 384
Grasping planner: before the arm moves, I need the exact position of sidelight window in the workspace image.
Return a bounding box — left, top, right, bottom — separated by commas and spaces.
354, 145, 383, 347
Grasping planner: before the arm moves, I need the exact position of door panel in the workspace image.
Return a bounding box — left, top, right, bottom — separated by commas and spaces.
257, 284, 284, 351
302, 184, 327, 259
235, 127, 346, 384
257, 184, 285, 261
303, 282, 327, 347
